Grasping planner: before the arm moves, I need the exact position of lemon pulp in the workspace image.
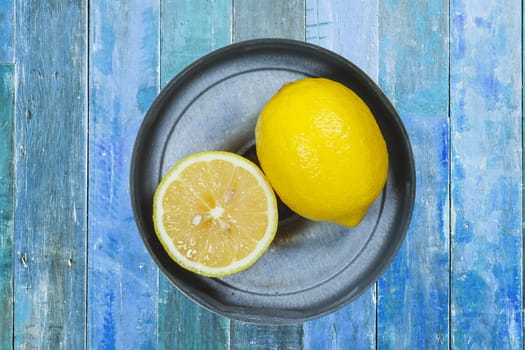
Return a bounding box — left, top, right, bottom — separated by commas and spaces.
153, 151, 278, 277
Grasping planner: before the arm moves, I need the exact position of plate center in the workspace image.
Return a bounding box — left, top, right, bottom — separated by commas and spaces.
157, 68, 384, 296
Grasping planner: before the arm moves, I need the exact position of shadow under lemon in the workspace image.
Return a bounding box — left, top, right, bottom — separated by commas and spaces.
239, 142, 312, 244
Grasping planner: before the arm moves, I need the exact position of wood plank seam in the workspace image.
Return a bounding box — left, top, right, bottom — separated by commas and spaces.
448, 2, 453, 349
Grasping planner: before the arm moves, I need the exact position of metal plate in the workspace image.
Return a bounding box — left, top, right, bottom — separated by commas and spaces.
130, 39, 415, 324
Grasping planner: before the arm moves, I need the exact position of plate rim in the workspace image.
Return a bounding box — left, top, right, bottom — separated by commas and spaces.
130, 38, 416, 324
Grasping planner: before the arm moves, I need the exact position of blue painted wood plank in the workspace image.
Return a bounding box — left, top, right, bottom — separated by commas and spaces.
13, 1, 88, 348
0, 64, 15, 350
88, 1, 160, 349
303, 291, 375, 350
379, 116, 449, 349
303, 1, 378, 348
158, 1, 231, 349
0, 0, 14, 62
450, 1, 522, 348
377, 1, 450, 349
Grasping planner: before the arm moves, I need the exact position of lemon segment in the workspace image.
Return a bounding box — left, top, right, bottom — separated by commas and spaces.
153, 151, 278, 277
255, 78, 388, 227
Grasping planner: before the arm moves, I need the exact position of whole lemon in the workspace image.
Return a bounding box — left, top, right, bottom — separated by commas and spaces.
255, 78, 388, 227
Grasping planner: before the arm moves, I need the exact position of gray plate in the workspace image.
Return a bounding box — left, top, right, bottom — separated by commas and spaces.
130, 39, 415, 324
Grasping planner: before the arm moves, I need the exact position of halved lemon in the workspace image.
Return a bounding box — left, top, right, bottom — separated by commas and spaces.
153, 151, 278, 277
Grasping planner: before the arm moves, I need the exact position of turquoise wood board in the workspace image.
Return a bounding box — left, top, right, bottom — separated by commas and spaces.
0, 0, 14, 63
0, 64, 15, 350
13, 0, 88, 348
1, 0, 523, 348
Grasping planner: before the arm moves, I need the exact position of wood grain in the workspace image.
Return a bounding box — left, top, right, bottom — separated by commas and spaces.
377, 1, 450, 348
303, 291, 376, 350
158, 1, 231, 349
4, 1, 524, 348
0, 64, 15, 350
0, 0, 14, 63
230, 325, 303, 350
88, 1, 160, 348
13, 1, 87, 348
233, 0, 304, 42
450, 0, 522, 348
303, 1, 378, 348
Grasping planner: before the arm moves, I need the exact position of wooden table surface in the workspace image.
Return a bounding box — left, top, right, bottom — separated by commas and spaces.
0, 0, 522, 349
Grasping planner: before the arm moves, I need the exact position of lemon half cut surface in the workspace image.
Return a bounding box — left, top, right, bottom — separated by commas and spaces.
153, 151, 278, 277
